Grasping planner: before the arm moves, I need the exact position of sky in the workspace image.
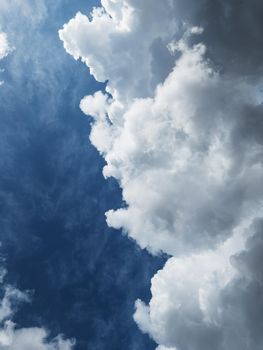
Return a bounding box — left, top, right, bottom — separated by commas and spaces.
1, 0, 263, 350
0, 1, 165, 349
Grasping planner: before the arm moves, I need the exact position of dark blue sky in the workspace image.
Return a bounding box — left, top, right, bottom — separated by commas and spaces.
0, 1, 165, 349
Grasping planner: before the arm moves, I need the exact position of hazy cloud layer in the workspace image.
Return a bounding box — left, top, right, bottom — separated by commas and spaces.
60, 0, 263, 349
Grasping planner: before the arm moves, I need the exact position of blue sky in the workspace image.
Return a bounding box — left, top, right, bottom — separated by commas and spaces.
1, 1, 263, 350
0, 1, 165, 349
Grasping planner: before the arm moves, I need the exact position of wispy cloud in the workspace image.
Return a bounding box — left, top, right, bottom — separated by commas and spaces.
0, 32, 13, 85
0, 265, 74, 350
0, 32, 12, 60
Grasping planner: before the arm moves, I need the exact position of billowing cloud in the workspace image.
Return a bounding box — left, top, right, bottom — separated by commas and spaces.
60, 0, 263, 349
0, 268, 74, 350
134, 218, 263, 350
59, 0, 178, 102
60, 7, 263, 256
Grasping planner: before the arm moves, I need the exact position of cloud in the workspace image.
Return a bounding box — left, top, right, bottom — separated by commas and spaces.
67, 33, 263, 257
171, 0, 263, 78
0, 33, 12, 60
59, 0, 177, 101
0, 32, 13, 85
0, 323, 74, 350
134, 218, 263, 350
60, 0, 263, 349
0, 267, 74, 350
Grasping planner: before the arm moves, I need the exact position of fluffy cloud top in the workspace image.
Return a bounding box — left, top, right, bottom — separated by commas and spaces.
60, 7, 263, 256
59, 0, 177, 101
60, 0, 263, 349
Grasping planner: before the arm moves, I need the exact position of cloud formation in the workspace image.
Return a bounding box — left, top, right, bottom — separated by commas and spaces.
60, 0, 263, 349
134, 219, 263, 350
0, 268, 74, 350
59, 0, 177, 101
60, 0, 263, 256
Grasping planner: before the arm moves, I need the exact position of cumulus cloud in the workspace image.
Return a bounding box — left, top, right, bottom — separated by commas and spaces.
59, 0, 177, 101
60, 0, 263, 349
135, 218, 263, 350
0, 268, 74, 350
61, 19, 263, 256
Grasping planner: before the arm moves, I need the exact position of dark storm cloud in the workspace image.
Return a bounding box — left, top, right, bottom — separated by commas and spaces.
218, 220, 263, 350
172, 0, 263, 78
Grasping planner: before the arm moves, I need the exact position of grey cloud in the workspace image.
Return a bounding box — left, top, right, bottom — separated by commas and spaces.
231, 219, 263, 284
150, 38, 176, 89
135, 219, 263, 350
169, 0, 263, 78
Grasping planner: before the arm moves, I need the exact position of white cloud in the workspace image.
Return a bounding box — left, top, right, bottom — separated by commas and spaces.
80, 40, 263, 256
0, 33, 12, 60
60, 0, 263, 349
134, 218, 263, 350
0, 268, 74, 350
59, 0, 177, 101
0, 32, 13, 85
60, 1, 263, 256
0, 323, 74, 350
